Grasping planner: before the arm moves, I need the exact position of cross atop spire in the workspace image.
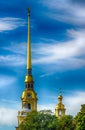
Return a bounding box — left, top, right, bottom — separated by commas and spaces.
27, 8, 30, 16
59, 88, 62, 96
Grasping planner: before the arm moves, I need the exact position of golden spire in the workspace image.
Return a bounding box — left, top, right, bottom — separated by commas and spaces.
25, 8, 33, 83
27, 8, 32, 72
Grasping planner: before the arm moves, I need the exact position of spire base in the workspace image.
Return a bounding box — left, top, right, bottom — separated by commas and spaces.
25, 75, 33, 83
27, 69, 32, 75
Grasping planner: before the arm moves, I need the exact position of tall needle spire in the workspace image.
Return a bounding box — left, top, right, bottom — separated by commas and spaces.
25, 8, 33, 83
27, 8, 32, 75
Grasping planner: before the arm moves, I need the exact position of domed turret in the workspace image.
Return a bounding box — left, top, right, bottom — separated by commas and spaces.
25, 75, 34, 83
55, 89, 66, 118
58, 95, 63, 99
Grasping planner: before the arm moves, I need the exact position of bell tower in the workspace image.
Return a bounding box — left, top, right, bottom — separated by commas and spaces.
16, 8, 38, 130
55, 89, 66, 118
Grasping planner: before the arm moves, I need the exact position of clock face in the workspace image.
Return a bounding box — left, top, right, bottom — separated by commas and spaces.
27, 93, 32, 98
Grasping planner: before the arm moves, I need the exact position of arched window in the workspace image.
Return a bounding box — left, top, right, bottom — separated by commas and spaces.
31, 84, 33, 89
28, 103, 31, 110
26, 83, 30, 89
25, 103, 31, 110
59, 110, 62, 116
28, 84, 30, 89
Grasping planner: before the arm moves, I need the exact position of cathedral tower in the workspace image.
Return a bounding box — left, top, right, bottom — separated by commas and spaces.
55, 89, 66, 118
16, 8, 38, 130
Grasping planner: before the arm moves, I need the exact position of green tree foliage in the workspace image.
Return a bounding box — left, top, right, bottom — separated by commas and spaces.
19, 106, 85, 130
58, 115, 75, 130
20, 111, 58, 130
74, 104, 85, 130
20, 111, 75, 130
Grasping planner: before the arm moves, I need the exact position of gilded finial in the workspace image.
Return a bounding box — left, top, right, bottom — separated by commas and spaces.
58, 88, 63, 100
59, 88, 62, 95
27, 8, 30, 16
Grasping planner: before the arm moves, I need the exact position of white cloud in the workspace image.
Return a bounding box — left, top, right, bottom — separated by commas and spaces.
32, 29, 85, 69
0, 99, 21, 109
38, 104, 55, 113
0, 75, 16, 88
40, 0, 85, 25
3, 42, 27, 55
0, 99, 21, 126
1, 29, 85, 70
40, 72, 54, 78
0, 42, 27, 66
0, 17, 26, 32
0, 107, 17, 125
64, 91, 85, 116
0, 54, 25, 66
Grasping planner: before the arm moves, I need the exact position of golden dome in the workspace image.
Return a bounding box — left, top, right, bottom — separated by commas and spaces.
25, 75, 33, 83
56, 94, 65, 109
56, 103, 65, 109
58, 95, 63, 99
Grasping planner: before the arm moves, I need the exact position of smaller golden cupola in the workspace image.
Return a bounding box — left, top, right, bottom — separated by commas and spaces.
55, 88, 66, 118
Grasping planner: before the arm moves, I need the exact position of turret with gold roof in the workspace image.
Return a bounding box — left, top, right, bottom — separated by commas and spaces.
16, 8, 38, 130
55, 88, 66, 118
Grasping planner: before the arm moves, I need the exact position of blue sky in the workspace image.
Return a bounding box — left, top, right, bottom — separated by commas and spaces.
0, 0, 85, 130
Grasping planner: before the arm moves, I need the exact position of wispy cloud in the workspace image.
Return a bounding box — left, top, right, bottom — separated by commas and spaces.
3, 42, 27, 55
40, 0, 85, 25
32, 29, 85, 69
0, 17, 26, 32
38, 104, 55, 113
0, 42, 26, 66
40, 72, 54, 78
0, 99, 21, 109
0, 54, 25, 66
0, 107, 17, 125
1, 29, 85, 70
0, 99, 21, 126
0, 75, 16, 88
64, 91, 85, 116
